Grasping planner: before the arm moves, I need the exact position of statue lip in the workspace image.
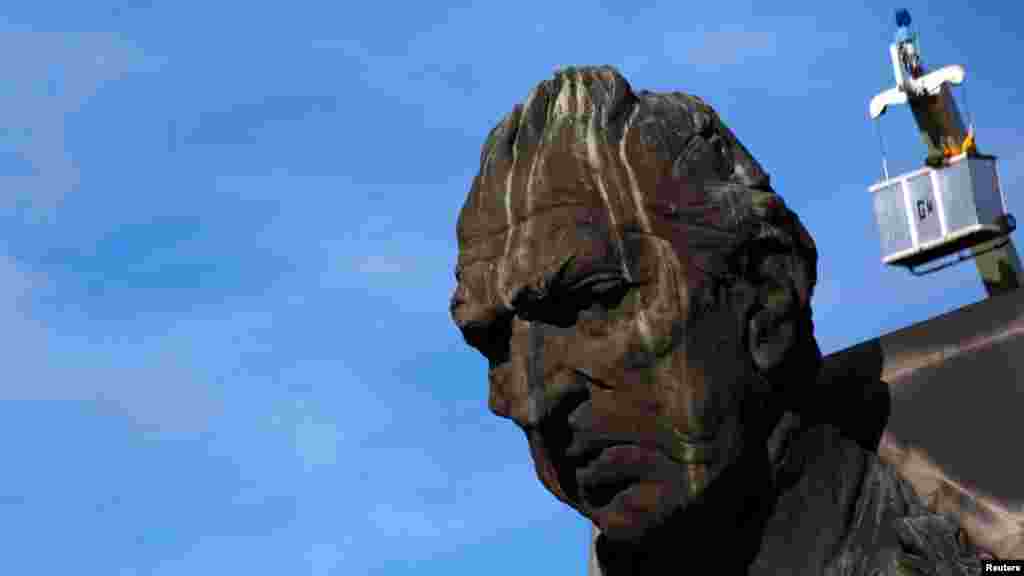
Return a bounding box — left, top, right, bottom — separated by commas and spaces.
565, 399, 716, 467
544, 374, 719, 509
574, 444, 665, 509
565, 434, 632, 466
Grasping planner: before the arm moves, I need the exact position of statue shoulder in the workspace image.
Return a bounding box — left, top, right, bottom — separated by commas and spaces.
827, 453, 983, 576
888, 514, 983, 575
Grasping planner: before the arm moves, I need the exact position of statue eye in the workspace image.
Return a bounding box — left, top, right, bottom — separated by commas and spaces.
515, 272, 633, 328
587, 278, 634, 310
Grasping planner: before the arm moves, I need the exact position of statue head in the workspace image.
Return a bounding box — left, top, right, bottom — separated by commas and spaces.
450, 66, 820, 542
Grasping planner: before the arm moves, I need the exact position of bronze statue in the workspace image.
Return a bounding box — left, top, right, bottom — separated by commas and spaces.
450, 66, 982, 574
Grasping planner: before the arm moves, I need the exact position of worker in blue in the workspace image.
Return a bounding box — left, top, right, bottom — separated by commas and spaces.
892, 9, 974, 167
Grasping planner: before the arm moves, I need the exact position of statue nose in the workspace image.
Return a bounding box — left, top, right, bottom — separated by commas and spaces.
450, 280, 515, 375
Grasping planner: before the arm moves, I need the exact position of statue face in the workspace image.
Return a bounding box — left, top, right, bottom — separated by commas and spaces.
451, 90, 766, 541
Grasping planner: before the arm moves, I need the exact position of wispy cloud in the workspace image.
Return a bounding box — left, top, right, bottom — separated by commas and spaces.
0, 249, 222, 434
321, 210, 455, 317
368, 502, 449, 540
270, 398, 342, 471
183, 94, 340, 147
660, 18, 854, 99
0, 250, 49, 366
86, 349, 224, 435
0, 31, 149, 211
682, 28, 778, 68
354, 254, 419, 276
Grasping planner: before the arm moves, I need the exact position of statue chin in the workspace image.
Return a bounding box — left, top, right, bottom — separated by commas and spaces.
526, 445, 693, 542
568, 445, 703, 542
585, 480, 682, 542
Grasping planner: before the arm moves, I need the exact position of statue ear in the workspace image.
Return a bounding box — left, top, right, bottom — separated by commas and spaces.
749, 304, 795, 372
747, 256, 799, 373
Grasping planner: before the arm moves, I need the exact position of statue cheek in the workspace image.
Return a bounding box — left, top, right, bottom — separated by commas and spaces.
487, 318, 533, 424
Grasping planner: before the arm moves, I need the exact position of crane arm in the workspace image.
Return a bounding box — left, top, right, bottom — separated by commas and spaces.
870, 87, 909, 119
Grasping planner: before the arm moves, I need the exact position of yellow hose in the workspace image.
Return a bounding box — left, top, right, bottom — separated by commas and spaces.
961, 129, 977, 155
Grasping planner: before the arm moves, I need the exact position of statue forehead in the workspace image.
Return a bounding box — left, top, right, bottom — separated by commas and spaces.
455, 66, 786, 284
459, 108, 721, 253
455, 144, 751, 280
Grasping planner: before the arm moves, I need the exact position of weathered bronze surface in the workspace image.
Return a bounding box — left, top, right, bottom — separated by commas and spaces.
587, 287, 1024, 568
450, 65, 985, 574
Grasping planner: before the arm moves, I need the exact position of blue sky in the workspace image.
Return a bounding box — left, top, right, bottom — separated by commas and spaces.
0, 1, 1021, 574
